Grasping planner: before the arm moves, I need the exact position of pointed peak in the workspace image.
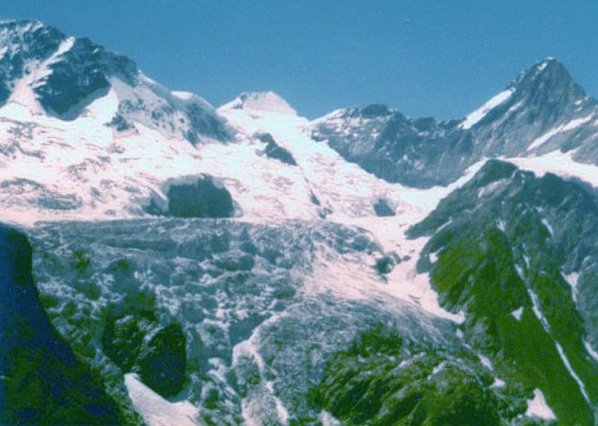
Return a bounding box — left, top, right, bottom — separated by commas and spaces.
221, 91, 297, 115
505, 57, 590, 110
529, 57, 564, 74
512, 57, 578, 90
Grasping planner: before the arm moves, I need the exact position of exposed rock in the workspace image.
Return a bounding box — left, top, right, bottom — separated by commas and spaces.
146, 176, 235, 218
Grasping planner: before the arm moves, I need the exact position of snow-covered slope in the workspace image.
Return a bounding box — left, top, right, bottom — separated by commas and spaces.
221, 91, 297, 115
0, 19, 233, 223
217, 95, 486, 321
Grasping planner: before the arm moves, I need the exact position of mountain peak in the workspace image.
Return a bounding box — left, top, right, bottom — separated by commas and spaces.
519, 57, 565, 78
221, 91, 297, 115
0, 19, 44, 31
510, 57, 586, 99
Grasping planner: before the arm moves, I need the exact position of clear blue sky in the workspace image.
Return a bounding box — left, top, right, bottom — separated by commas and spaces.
1, 1, 597, 119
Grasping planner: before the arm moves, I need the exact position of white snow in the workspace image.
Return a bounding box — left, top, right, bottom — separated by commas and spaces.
477, 179, 505, 198
506, 149, 598, 189
555, 342, 591, 405
124, 373, 200, 426
431, 361, 447, 376
0, 65, 484, 327
521, 262, 591, 408
526, 115, 594, 152
527, 289, 551, 333
319, 410, 342, 426
541, 218, 554, 237
525, 389, 556, 420
232, 314, 290, 426
497, 219, 506, 232
217, 101, 483, 323
536, 58, 554, 72
491, 378, 506, 388
0, 87, 227, 224
515, 264, 525, 281
561, 271, 579, 305
511, 307, 524, 321
478, 354, 493, 370
583, 340, 598, 362
460, 89, 514, 130
171, 91, 195, 100
221, 91, 297, 115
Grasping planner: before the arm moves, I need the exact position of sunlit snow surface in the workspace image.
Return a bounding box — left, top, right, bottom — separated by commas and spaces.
217, 102, 483, 321
506, 149, 598, 188
525, 389, 556, 420
459, 88, 514, 130
125, 373, 200, 426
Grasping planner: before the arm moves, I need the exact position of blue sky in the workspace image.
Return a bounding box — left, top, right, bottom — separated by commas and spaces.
1, 1, 597, 119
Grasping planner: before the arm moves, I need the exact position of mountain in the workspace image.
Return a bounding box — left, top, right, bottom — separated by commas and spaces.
0, 19, 232, 223
0, 20, 228, 140
312, 58, 598, 188
1, 19, 597, 425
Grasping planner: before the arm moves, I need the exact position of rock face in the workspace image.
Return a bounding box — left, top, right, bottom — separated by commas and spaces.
256, 132, 298, 166
409, 160, 598, 424
145, 176, 235, 218
312, 59, 598, 188
373, 198, 395, 217
0, 224, 126, 425
102, 313, 187, 397
137, 323, 187, 397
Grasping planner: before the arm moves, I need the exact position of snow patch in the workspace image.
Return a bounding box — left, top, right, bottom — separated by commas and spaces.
478, 354, 493, 370
221, 91, 297, 115
526, 115, 594, 152
561, 271, 579, 305
555, 342, 591, 405
492, 378, 506, 388
583, 340, 598, 362
506, 150, 598, 189
477, 179, 503, 198
431, 361, 447, 376
525, 389, 556, 420
511, 307, 524, 321
527, 289, 550, 333
541, 218, 554, 237
460, 89, 514, 130
171, 91, 194, 100
124, 373, 199, 426
319, 410, 342, 426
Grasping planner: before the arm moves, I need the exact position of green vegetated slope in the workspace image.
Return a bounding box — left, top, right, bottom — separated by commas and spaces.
408, 160, 598, 425
0, 224, 135, 425
313, 326, 532, 425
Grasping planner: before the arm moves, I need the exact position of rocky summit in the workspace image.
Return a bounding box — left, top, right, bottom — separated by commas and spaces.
0, 19, 597, 426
